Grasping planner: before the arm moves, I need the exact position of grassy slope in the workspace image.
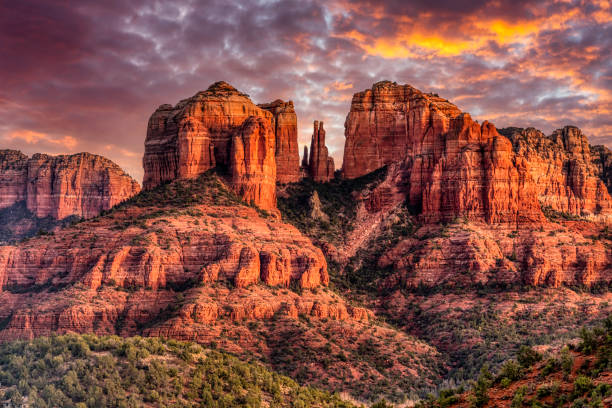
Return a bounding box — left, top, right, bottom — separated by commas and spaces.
0, 333, 358, 408
418, 317, 612, 407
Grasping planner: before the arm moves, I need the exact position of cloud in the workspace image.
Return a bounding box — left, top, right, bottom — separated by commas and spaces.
0, 0, 610, 183
5, 130, 78, 151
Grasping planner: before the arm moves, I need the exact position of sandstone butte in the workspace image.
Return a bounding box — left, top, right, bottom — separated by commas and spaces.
142, 81, 303, 211
0, 150, 140, 220
341, 80, 612, 224
327, 81, 611, 291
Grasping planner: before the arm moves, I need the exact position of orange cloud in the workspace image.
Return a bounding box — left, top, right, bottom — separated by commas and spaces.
104, 144, 139, 158
334, 3, 600, 59
5, 129, 78, 150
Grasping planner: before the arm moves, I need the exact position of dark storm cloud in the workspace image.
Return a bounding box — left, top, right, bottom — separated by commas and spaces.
0, 0, 611, 181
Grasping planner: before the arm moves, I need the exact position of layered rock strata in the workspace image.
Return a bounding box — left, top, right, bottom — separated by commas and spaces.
0, 177, 330, 340
258, 100, 300, 184
0, 150, 140, 219
341, 81, 611, 223
500, 126, 611, 219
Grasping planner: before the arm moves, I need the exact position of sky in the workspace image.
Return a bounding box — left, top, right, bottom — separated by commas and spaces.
1, 0, 611, 182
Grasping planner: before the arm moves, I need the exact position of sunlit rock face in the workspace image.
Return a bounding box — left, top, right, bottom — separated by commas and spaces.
258, 99, 300, 184
342, 81, 463, 180
307, 120, 334, 182
501, 126, 611, 220
0, 149, 140, 219
342, 81, 611, 223
143, 81, 302, 210
229, 116, 277, 211
143, 82, 272, 187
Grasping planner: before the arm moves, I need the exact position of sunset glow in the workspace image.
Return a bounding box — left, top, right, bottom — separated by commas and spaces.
0, 0, 610, 181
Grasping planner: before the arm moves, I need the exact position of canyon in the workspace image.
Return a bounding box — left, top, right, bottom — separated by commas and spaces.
0, 80, 610, 403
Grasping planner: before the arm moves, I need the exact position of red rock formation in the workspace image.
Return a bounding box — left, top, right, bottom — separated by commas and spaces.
0, 150, 28, 209
0, 150, 140, 219
343, 82, 542, 223
143, 82, 272, 188
230, 117, 277, 210
341, 81, 612, 223
307, 121, 335, 182
342, 81, 462, 179
591, 144, 612, 194
143, 82, 288, 209
501, 126, 611, 220
258, 100, 300, 184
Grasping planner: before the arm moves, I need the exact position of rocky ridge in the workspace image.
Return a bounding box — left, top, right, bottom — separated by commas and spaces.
341, 81, 611, 224
0, 150, 140, 242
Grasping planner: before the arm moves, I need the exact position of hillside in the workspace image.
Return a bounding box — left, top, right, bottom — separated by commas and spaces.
0, 333, 357, 407
0, 172, 443, 403
278, 172, 612, 389
419, 317, 612, 407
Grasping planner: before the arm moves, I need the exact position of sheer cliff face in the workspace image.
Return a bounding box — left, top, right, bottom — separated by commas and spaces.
342, 81, 541, 223
342, 81, 611, 223
591, 144, 612, 194
143, 82, 271, 189
342, 81, 463, 179
0, 150, 28, 209
143, 81, 292, 210
0, 150, 140, 220
258, 100, 300, 184
230, 117, 277, 210
501, 126, 611, 219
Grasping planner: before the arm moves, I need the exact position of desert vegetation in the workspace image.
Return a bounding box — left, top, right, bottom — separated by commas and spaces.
0, 334, 357, 408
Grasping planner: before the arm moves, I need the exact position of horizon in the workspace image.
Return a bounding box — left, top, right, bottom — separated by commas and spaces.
1, 0, 611, 182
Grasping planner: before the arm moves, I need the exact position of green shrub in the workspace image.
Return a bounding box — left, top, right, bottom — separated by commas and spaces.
573, 375, 594, 397
560, 346, 573, 377
511, 385, 527, 408
497, 360, 523, 383
371, 398, 394, 407
517, 346, 542, 368
470, 365, 492, 408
